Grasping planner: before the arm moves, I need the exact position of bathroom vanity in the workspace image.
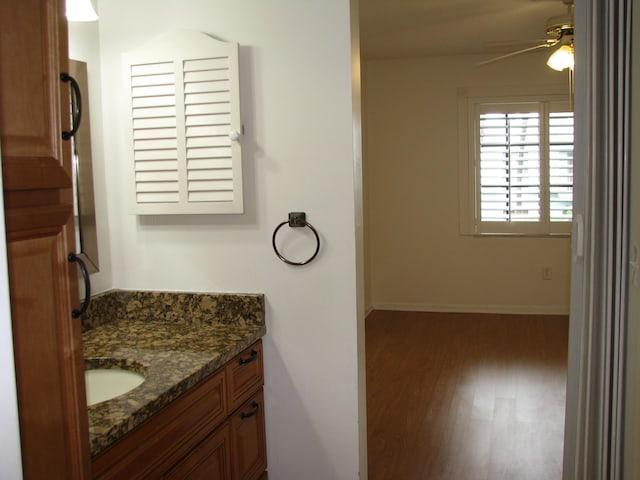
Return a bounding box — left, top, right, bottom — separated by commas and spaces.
82, 291, 267, 479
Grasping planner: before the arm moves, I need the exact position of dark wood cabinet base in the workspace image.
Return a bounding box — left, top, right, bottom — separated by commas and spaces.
92, 340, 267, 480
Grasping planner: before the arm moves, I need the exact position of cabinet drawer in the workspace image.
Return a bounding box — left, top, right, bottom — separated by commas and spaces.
230, 390, 267, 480
162, 422, 232, 480
226, 340, 263, 412
92, 368, 227, 479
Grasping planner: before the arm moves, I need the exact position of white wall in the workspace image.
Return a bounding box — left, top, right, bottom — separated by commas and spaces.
0, 160, 23, 478
364, 52, 572, 315
97, 1, 363, 479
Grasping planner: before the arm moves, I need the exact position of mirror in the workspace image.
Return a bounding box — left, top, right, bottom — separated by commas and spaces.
69, 59, 99, 273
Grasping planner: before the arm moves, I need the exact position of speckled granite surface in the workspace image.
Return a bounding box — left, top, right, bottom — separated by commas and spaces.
81, 290, 265, 332
82, 290, 266, 457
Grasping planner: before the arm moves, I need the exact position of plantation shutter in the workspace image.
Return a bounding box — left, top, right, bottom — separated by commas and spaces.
124, 31, 243, 214
548, 111, 574, 222
478, 106, 541, 223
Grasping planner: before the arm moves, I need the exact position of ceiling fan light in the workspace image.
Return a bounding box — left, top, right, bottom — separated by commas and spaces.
547, 44, 574, 71
66, 0, 98, 22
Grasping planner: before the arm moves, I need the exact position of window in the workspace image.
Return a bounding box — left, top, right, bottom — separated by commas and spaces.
460, 94, 573, 235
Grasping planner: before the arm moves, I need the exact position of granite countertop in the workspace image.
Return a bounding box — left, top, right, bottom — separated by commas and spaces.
81, 291, 266, 457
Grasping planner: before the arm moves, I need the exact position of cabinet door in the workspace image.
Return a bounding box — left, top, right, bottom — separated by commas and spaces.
0, 0, 72, 188
0, 0, 91, 478
162, 423, 232, 480
230, 390, 267, 480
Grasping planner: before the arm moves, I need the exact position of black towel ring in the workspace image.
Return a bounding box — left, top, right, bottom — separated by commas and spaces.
272, 212, 320, 266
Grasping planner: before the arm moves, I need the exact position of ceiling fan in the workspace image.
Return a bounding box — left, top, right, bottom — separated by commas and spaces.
478, 0, 574, 69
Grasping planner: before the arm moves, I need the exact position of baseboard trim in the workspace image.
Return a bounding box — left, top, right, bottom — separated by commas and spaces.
371, 302, 569, 316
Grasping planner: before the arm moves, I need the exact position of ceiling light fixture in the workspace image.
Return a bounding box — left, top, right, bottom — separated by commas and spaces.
66, 0, 98, 22
547, 44, 574, 71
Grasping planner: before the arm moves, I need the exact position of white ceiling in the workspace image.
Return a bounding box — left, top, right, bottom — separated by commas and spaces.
359, 0, 572, 59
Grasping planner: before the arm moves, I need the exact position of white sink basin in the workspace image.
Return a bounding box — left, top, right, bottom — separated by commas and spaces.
85, 368, 146, 406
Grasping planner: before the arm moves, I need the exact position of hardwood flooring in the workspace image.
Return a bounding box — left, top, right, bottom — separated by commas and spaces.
365, 310, 569, 480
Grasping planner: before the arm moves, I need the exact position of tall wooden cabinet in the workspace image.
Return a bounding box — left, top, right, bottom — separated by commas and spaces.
0, 0, 91, 478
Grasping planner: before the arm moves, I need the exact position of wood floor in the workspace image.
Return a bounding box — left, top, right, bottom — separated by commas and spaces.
365, 310, 569, 480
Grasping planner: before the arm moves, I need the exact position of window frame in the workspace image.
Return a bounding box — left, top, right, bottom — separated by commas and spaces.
458, 87, 573, 236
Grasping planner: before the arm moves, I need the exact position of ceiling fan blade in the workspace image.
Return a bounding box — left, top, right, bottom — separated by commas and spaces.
483, 38, 552, 50
476, 41, 557, 67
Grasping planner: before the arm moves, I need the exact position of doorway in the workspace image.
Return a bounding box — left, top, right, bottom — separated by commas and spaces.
359, 1, 575, 478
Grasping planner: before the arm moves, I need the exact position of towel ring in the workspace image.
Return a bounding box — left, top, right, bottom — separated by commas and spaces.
272, 212, 320, 266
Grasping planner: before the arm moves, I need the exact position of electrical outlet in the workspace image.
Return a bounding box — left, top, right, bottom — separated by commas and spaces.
542, 267, 553, 280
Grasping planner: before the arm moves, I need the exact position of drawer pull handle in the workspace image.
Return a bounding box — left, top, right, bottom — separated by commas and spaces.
240, 402, 260, 419
239, 350, 259, 365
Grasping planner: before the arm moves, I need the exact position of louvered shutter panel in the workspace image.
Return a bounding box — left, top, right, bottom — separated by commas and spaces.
130, 62, 179, 204
478, 111, 541, 222
548, 111, 574, 222
124, 31, 243, 214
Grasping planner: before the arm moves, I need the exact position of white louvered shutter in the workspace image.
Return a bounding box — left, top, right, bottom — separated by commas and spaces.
548, 111, 574, 222
124, 31, 243, 214
478, 109, 541, 223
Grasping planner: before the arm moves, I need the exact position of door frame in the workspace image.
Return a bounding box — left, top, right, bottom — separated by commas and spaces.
563, 1, 632, 478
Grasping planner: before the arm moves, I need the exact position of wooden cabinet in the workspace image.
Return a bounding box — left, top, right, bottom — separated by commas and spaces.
227, 341, 264, 412
92, 340, 267, 480
0, 0, 91, 478
228, 342, 267, 480
92, 368, 228, 479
